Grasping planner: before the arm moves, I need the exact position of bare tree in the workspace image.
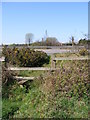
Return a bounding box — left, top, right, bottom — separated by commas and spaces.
25, 33, 34, 45
70, 36, 75, 46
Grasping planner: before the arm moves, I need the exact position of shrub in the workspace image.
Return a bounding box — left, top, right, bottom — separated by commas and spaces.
2, 60, 89, 118
79, 48, 88, 56
39, 60, 89, 98
2, 65, 18, 98
2, 47, 50, 67
13, 59, 89, 118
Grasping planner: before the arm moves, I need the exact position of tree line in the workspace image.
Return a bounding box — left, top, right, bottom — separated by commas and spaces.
2, 33, 90, 46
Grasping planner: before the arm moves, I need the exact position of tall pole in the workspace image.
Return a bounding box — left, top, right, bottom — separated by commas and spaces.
45, 30, 48, 40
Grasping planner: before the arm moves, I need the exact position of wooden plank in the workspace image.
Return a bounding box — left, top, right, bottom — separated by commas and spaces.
18, 80, 29, 84
8, 67, 56, 71
14, 76, 35, 80
18, 79, 33, 84
14, 76, 35, 84
54, 57, 89, 61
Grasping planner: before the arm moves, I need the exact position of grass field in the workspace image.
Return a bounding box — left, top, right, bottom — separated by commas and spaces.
54, 52, 89, 58
2, 52, 89, 119
18, 70, 46, 77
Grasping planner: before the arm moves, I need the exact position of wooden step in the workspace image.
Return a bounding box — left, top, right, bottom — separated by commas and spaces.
14, 76, 35, 84
14, 76, 35, 81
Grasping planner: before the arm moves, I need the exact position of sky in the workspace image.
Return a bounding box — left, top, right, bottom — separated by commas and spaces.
88, 1, 90, 39
2, 2, 88, 44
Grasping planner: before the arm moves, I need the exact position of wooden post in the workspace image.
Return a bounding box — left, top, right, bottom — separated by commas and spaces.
5, 57, 7, 68
71, 37, 74, 53
51, 54, 56, 68
54, 60, 56, 68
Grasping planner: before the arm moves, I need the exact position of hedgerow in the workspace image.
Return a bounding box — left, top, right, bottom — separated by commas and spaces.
2, 47, 89, 118
2, 47, 50, 67
13, 60, 89, 118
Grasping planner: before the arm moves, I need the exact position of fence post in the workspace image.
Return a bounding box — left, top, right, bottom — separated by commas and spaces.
5, 57, 7, 68
51, 54, 56, 69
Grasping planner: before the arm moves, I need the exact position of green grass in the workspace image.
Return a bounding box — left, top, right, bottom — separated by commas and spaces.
18, 70, 46, 77
10, 84, 89, 118
17, 56, 51, 77
2, 59, 89, 119
3, 78, 88, 118
2, 87, 88, 118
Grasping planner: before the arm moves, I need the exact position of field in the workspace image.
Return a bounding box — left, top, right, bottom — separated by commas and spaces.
2, 50, 89, 119
2, 1, 90, 119
18, 70, 45, 77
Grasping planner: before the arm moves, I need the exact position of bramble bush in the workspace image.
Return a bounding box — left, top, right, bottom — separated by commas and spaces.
79, 48, 88, 56
38, 60, 89, 99
2, 60, 89, 118
2, 47, 89, 118
2, 47, 50, 67
13, 60, 89, 118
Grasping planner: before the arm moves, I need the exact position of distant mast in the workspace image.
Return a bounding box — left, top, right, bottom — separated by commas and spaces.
45, 30, 47, 38
45, 30, 48, 40
42, 30, 48, 41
